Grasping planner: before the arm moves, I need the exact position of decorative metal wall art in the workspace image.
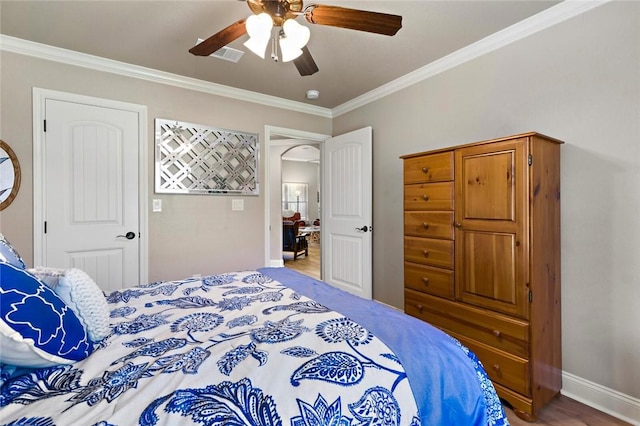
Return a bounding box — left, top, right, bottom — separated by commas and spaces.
155, 119, 259, 195
0, 140, 21, 210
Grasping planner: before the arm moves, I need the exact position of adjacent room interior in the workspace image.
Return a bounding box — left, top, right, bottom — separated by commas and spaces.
281, 144, 321, 280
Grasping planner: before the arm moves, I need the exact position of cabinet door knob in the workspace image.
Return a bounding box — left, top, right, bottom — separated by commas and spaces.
422, 222, 429, 229
454, 222, 462, 228
422, 194, 430, 201
422, 277, 430, 285
492, 329, 502, 338
422, 250, 429, 257
421, 167, 429, 173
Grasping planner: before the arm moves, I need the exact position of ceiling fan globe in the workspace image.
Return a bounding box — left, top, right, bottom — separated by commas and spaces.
243, 13, 274, 58
280, 19, 310, 62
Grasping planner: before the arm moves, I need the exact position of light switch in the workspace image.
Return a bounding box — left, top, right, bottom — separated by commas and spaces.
152, 199, 162, 212
232, 199, 244, 211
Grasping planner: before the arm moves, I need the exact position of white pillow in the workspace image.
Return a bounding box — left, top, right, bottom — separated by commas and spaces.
55, 268, 111, 342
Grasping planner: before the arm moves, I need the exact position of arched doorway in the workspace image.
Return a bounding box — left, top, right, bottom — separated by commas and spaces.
281, 145, 320, 279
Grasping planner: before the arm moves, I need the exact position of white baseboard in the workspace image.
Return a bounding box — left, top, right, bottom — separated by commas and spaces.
562, 371, 640, 425
269, 259, 284, 268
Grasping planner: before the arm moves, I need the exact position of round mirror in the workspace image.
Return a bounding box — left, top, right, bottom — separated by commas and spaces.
0, 140, 21, 210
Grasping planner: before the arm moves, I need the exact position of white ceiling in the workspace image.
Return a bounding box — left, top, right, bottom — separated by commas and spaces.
0, 0, 560, 109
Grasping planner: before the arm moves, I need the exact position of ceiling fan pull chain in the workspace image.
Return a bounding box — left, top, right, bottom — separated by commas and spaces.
271, 31, 279, 62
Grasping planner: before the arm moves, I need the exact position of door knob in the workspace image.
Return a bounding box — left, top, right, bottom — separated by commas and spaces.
117, 231, 136, 240
355, 226, 368, 232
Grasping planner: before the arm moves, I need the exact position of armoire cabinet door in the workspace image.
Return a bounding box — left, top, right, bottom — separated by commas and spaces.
454, 139, 530, 319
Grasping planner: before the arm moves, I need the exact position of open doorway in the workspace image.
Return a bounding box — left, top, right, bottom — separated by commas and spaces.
263, 126, 329, 279
281, 145, 321, 279
264, 126, 373, 298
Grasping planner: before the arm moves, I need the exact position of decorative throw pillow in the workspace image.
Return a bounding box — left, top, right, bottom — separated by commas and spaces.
0, 233, 26, 269
55, 268, 111, 342
27, 266, 66, 289
0, 263, 93, 368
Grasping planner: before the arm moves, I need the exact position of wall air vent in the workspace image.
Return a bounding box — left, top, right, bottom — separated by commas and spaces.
196, 39, 244, 63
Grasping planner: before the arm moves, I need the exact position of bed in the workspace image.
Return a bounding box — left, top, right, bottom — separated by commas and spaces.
1, 263, 509, 426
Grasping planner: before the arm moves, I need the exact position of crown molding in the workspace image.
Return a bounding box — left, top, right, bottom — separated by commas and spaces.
332, 0, 611, 117
1, 0, 609, 119
0, 34, 333, 119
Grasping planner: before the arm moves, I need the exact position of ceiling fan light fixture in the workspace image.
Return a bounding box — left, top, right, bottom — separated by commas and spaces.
243, 12, 273, 58
279, 18, 310, 62
279, 38, 303, 62
282, 19, 310, 49
244, 36, 270, 59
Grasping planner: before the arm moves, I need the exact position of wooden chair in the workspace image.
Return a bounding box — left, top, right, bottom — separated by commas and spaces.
283, 221, 308, 260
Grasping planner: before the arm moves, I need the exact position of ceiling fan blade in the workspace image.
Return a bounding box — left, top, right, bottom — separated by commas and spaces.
293, 46, 319, 76
189, 19, 247, 56
304, 5, 402, 36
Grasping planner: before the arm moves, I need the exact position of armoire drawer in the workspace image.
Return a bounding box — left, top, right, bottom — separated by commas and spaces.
404, 211, 454, 239
404, 237, 454, 269
404, 182, 454, 211
453, 333, 530, 397
403, 290, 529, 357
404, 262, 454, 299
403, 151, 454, 184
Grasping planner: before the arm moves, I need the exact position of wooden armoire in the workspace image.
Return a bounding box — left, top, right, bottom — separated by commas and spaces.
401, 132, 562, 421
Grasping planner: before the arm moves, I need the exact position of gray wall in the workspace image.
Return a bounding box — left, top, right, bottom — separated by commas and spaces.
0, 51, 331, 282
333, 1, 639, 399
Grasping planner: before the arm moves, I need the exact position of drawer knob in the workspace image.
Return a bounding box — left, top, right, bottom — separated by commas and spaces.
422, 222, 430, 229
422, 194, 430, 201
422, 250, 429, 257
492, 364, 501, 372
422, 277, 430, 285
421, 167, 429, 173
492, 329, 502, 338
416, 304, 424, 313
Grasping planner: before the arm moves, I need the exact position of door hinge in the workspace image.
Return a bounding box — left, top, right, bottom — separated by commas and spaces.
528, 154, 533, 166
44, 221, 47, 234
44, 120, 47, 132
528, 290, 533, 303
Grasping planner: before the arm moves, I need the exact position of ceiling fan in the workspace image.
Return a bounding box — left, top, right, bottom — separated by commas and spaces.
189, 0, 402, 76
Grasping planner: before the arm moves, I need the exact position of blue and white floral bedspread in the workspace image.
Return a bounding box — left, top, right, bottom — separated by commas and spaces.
1, 271, 422, 426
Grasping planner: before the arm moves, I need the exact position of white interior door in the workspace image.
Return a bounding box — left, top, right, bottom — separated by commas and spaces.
321, 127, 372, 299
42, 99, 140, 292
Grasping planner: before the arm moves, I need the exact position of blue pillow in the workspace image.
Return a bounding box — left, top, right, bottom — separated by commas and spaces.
0, 263, 93, 367
0, 233, 25, 269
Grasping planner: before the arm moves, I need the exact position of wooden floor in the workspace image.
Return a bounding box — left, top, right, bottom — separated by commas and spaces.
504, 395, 631, 425
283, 240, 321, 280
284, 244, 630, 426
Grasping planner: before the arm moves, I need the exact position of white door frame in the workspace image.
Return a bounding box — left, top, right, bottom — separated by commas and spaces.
263, 125, 329, 268
32, 88, 149, 285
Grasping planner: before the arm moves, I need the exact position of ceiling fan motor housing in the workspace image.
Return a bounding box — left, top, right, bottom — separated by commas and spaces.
247, 0, 303, 26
